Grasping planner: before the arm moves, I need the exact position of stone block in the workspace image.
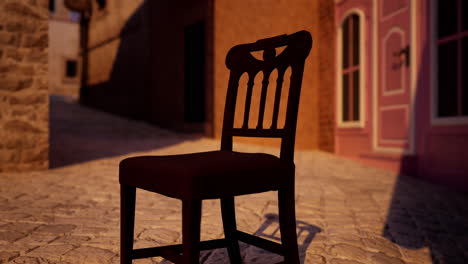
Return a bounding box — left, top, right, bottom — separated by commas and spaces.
10, 93, 47, 105
62, 246, 116, 264
328, 243, 369, 263
0, 149, 20, 163
22, 33, 47, 48
19, 65, 34, 75
6, 256, 51, 264
27, 244, 74, 261
6, 21, 36, 33
0, 251, 20, 263
3, 2, 44, 20
330, 258, 365, 264
3, 120, 44, 134
25, 50, 47, 64
20, 146, 48, 162
2, 134, 30, 149
0, 231, 27, 242
370, 252, 405, 264
0, 77, 19, 91
0, 32, 20, 46
0, 63, 17, 73
6, 48, 24, 61
11, 108, 31, 118
361, 237, 402, 258
35, 224, 77, 235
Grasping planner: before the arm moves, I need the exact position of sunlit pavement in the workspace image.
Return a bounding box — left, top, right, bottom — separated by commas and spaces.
0, 96, 467, 264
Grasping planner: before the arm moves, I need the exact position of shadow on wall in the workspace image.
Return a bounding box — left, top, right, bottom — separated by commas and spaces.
49, 95, 199, 168
49, 1, 207, 168
81, 0, 152, 121
383, 30, 468, 264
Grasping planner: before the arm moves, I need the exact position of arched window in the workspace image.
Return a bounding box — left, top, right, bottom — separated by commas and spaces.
340, 14, 361, 123
436, 0, 468, 117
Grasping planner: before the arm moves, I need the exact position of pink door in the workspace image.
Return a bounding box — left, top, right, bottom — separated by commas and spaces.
376, 0, 412, 151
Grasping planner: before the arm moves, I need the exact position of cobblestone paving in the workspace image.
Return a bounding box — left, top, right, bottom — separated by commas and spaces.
0, 96, 467, 264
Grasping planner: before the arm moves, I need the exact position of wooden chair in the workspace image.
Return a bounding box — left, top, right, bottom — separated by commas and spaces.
119, 30, 312, 264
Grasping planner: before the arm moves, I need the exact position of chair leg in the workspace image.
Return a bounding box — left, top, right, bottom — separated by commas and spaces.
221, 197, 242, 264
278, 186, 300, 264
121, 184, 136, 264
181, 199, 202, 264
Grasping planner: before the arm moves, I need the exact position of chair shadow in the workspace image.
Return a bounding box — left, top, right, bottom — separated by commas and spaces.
196, 213, 321, 264
252, 213, 322, 264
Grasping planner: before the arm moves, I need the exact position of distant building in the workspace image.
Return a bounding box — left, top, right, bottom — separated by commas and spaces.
75, 0, 468, 190
80, 0, 336, 151
49, 0, 81, 98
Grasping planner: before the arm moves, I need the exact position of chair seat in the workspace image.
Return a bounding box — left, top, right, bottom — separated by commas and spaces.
119, 150, 294, 199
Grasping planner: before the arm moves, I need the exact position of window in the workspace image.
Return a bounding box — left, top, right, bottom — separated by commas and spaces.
436, 0, 468, 117
49, 0, 54, 12
341, 14, 361, 122
184, 21, 205, 123
65, 60, 78, 78
96, 0, 106, 9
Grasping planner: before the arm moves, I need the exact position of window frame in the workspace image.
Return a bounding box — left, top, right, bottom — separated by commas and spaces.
431, 0, 468, 125
337, 9, 367, 128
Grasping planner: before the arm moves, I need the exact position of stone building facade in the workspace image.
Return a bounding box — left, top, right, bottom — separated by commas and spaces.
0, 0, 49, 171
49, 0, 81, 97
82, 0, 336, 151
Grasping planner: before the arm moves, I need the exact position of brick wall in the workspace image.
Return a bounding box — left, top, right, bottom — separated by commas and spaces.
213, 0, 335, 151
317, 0, 335, 152
0, 0, 49, 171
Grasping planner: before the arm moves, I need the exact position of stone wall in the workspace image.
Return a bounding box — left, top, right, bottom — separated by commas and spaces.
49, 0, 81, 98
0, 0, 49, 171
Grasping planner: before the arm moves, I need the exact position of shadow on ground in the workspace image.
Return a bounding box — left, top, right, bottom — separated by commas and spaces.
49, 95, 200, 168
196, 214, 321, 264
384, 174, 468, 264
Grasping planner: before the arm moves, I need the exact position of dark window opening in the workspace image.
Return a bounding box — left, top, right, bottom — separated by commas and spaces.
438, 1, 457, 38
436, 0, 468, 117
65, 60, 78, 78
184, 21, 206, 123
49, 0, 55, 12
342, 74, 350, 121
97, 0, 106, 9
341, 14, 360, 122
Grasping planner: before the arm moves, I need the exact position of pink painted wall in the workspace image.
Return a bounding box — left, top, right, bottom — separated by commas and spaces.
334, 0, 374, 161
335, 0, 468, 191
415, 0, 468, 190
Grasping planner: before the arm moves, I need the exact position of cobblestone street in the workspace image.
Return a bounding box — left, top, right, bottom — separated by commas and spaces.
0, 96, 467, 264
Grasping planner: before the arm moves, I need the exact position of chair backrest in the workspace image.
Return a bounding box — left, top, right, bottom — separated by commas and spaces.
220, 31, 313, 162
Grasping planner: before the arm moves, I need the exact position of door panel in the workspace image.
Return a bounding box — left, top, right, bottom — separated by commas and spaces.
377, 0, 411, 150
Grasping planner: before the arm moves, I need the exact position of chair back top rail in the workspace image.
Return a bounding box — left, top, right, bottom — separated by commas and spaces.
221, 31, 313, 161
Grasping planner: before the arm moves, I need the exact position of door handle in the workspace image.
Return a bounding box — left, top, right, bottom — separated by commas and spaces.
393, 45, 410, 67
